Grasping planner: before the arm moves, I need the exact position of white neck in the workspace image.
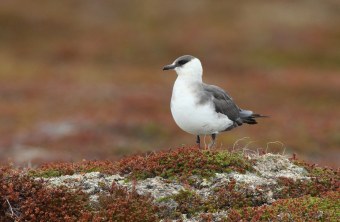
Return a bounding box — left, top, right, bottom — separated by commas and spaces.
176, 72, 202, 84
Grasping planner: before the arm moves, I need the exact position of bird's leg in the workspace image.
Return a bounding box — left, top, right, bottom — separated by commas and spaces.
208, 134, 216, 149
196, 135, 201, 148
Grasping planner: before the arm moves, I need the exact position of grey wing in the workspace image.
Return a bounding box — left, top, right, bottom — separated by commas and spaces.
202, 84, 241, 122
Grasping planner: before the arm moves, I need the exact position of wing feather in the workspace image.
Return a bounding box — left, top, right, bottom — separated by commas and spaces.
202, 84, 241, 122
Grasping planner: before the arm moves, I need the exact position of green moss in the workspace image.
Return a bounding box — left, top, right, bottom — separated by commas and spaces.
160, 189, 206, 219
84, 166, 103, 173
204, 150, 253, 174
127, 148, 254, 181
156, 196, 172, 203
98, 181, 107, 190
29, 169, 62, 178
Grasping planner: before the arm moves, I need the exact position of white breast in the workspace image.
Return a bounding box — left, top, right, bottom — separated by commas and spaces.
170, 77, 233, 135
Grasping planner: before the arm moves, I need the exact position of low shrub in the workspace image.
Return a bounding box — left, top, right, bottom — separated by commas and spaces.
92, 183, 159, 222
117, 146, 253, 180
1, 166, 89, 222
226, 191, 340, 221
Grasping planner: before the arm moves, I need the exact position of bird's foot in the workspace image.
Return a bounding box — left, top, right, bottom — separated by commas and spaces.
208, 141, 215, 149
208, 134, 216, 149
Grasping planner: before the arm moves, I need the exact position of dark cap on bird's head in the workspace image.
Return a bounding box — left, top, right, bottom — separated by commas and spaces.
163, 55, 195, 70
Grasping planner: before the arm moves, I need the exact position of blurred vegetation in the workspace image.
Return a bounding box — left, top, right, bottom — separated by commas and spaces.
0, 0, 339, 166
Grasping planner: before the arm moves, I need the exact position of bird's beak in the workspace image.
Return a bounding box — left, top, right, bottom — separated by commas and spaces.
163, 64, 176, 71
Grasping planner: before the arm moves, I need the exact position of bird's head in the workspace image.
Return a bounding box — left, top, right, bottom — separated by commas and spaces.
163, 55, 203, 78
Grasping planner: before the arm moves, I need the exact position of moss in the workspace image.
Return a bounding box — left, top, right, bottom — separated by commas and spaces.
285, 159, 339, 198
1, 166, 90, 222
205, 150, 254, 174
94, 184, 159, 222
292, 159, 338, 180
120, 147, 254, 181
1, 166, 159, 222
2, 150, 340, 221
174, 190, 206, 216
84, 166, 104, 173
209, 180, 269, 211
156, 195, 172, 203
226, 191, 340, 221
158, 180, 270, 219
29, 169, 63, 178
98, 181, 108, 190
29, 147, 253, 182
29, 160, 117, 178
159, 189, 206, 219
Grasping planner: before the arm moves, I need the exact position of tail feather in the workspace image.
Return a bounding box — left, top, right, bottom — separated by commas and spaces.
251, 113, 269, 118
241, 113, 269, 125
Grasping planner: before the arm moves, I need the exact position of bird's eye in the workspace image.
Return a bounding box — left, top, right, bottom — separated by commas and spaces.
178, 59, 188, 66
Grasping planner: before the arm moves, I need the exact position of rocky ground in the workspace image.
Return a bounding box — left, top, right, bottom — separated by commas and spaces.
1, 147, 339, 221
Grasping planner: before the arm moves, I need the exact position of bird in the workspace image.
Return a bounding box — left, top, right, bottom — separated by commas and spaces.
163, 55, 267, 148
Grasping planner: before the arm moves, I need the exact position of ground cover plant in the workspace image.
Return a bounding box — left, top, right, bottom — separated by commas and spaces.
1, 147, 339, 221
226, 191, 339, 222
30, 147, 254, 180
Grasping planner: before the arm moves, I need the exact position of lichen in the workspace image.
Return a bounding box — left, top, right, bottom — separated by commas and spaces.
2, 148, 339, 221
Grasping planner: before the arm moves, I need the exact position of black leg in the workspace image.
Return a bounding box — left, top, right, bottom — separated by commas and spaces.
209, 134, 216, 148
196, 135, 201, 148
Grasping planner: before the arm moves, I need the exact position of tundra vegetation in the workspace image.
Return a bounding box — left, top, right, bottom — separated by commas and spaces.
1, 147, 339, 221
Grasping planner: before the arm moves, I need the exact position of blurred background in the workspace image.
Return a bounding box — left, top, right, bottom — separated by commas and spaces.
0, 0, 339, 167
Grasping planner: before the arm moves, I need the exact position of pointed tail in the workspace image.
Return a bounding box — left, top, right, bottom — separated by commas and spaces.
240, 110, 269, 125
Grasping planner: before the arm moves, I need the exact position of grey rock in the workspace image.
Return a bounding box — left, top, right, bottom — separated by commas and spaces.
38, 153, 311, 222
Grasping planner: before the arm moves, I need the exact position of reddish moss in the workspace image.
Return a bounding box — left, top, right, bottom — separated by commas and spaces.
208, 179, 268, 210
92, 183, 159, 222
2, 166, 159, 222
274, 159, 339, 200
226, 191, 340, 221
117, 146, 253, 180
31, 147, 253, 181
292, 158, 339, 184
169, 189, 206, 218
159, 180, 270, 219
5, 150, 338, 221
1, 166, 89, 222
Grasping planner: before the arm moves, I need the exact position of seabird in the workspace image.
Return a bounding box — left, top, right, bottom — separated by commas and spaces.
163, 55, 267, 148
